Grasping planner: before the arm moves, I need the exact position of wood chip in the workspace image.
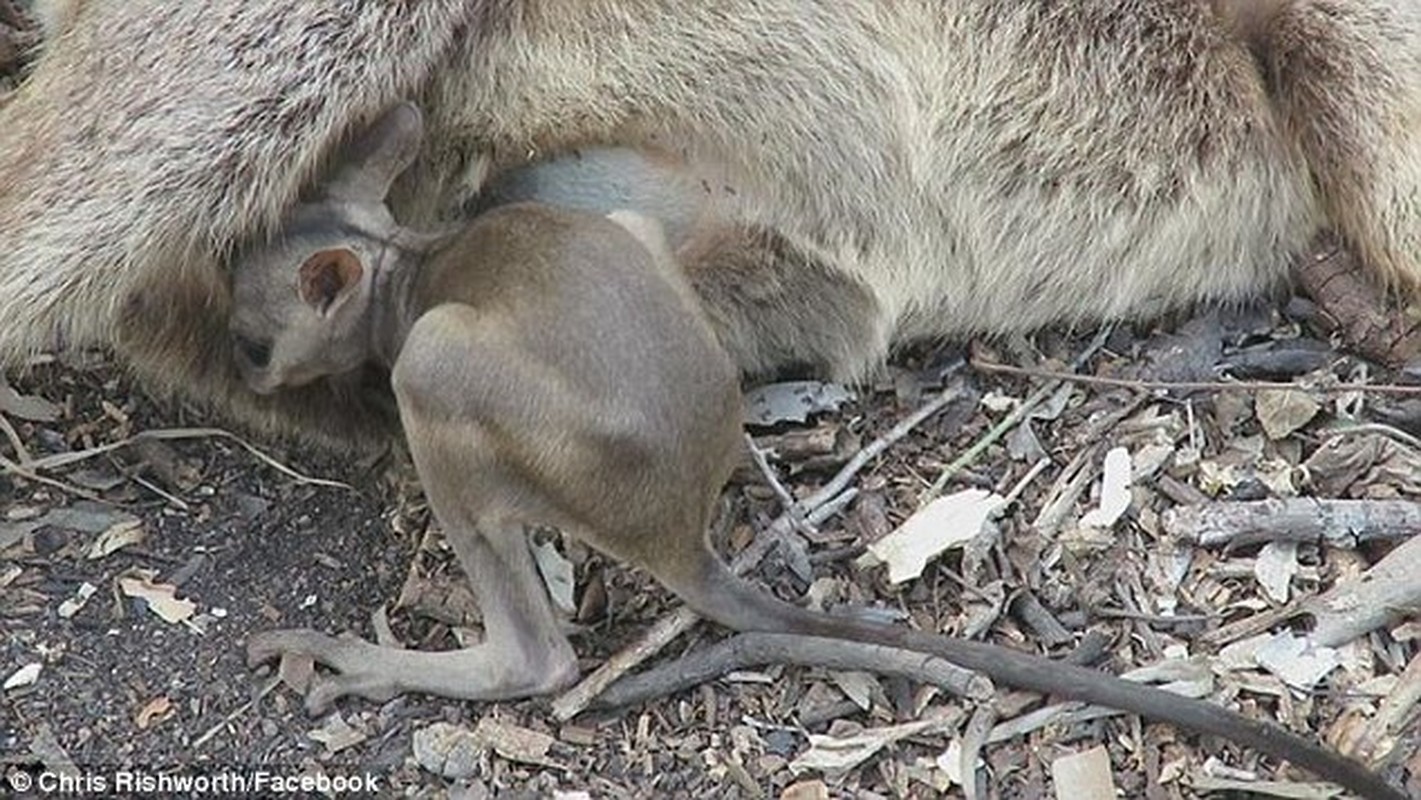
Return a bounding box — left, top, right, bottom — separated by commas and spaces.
1051, 745, 1116, 800
86, 519, 145, 560
1256, 389, 1319, 440
307, 712, 367, 755
134, 695, 174, 730
4, 662, 41, 690
861, 488, 1004, 584
118, 574, 196, 624
1079, 446, 1132, 528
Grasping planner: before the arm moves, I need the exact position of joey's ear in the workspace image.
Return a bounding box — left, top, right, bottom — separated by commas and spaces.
297, 248, 365, 314
324, 101, 425, 203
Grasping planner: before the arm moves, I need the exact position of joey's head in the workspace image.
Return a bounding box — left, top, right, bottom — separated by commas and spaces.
229, 102, 424, 395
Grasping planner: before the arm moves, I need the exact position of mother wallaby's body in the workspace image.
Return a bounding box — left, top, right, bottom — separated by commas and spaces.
0, 1, 1418, 444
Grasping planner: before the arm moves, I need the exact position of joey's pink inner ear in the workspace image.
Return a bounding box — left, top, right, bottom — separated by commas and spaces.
297, 249, 364, 312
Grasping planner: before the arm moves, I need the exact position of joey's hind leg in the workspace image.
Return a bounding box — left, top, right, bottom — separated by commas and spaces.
247, 516, 577, 714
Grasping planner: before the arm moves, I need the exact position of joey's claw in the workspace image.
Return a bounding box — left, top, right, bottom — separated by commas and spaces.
245, 627, 348, 668
246, 628, 399, 714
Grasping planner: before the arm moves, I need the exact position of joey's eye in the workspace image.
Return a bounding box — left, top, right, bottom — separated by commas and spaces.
234, 335, 272, 369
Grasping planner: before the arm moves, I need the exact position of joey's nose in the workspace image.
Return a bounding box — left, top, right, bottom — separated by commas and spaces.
246, 376, 281, 396
234, 360, 280, 396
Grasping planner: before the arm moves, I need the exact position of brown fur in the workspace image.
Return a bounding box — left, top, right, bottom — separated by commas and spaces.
233, 106, 1401, 799
0, 1, 1418, 448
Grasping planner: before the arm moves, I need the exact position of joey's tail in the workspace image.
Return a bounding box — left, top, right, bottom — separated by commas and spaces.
664, 550, 1404, 800
1225, 0, 1421, 290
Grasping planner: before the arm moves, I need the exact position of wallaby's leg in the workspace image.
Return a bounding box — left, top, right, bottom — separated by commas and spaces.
248, 302, 664, 712
247, 513, 576, 714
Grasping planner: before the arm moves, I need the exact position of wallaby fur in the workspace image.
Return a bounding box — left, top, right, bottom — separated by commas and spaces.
1, 1, 1419, 447
231, 104, 1403, 800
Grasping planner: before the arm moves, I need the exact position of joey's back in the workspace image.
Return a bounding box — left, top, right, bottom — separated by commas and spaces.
418, 203, 734, 412
402, 202, 743, 526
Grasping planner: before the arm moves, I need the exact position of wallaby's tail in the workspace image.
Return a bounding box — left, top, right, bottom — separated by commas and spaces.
658, 545, 1405, 800
1226, 0, 1421, 291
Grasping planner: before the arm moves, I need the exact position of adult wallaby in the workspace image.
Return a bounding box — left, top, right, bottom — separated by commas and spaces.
229, 103, 1404, 800
0, 1, 1418, 447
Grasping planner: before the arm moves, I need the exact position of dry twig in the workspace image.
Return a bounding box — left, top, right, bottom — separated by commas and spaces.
20, 427, 350, 490
959, 704, 998, 800
744, 432, 815, 536
921, 328, 1111, 505
1163, 498, 1421, 547
0, 410, 32, 463
972, 358, 1421, 397
0, 452, 104, 501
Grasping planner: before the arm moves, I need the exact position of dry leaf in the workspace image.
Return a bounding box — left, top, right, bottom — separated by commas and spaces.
744, 381, 854, 426
134, 695, 174, 730
474, 717, 561, 769
780, 780, 830, 800
828, 671, 878, 711
307, 712, 367, 754
1255, 389, 1319, 440
1079, 447, 1132, 528
1007, 420, 1047, 462
862, 489, 1004, 584
1132, 442, 1176, 481
1254, 541, 1298, 604
1254, 633, 1342, 691
56, 581, 98, 618
118, 575, 196, 624
4, 662, 42, 690
934, 738, 977, 786
1050, 745, 1116, 800
277, 652, 315, 694
789, 712, 958, 775
532, 539, 576, 615
0, 376, 60, 422
1305, 434, 1421, 497
87, 520, 146, 560
0, 564, 23, 588
3, 505, 142, 555
413, 722, 485, 780
0, 521, 30, 552
396, 570, 482, 627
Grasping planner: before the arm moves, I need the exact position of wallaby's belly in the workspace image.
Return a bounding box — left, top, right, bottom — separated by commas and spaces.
440, 0, 1327, 378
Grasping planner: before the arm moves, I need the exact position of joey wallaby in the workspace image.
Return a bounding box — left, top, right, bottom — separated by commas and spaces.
231, 104, 1403, 800
2, 1, 1420, 447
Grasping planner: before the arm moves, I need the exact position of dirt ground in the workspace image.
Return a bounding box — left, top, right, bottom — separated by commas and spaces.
3, 299, 1420, 799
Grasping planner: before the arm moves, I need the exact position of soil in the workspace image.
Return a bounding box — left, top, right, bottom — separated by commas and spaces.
3, 305, 1419, 799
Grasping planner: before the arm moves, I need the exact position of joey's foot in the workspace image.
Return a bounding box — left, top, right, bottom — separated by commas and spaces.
247, 628, 400, 715
247, 627, 581, 715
